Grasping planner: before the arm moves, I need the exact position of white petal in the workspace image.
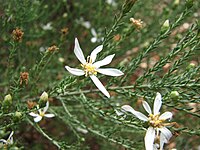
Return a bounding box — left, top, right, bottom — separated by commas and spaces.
145, 127, 155, 150
90, 45, 103, 63
134, 111, 149, 121
121, 105, 136, 115
90, 75, 110, 98
121, 105, 148, 121
29, 112, 39, 117
159, 132, 168, 150
0, 139, 7, 143
65, 66, 85, 76
44, 113, 55, 118
93, 54, 115, 68
34, 116, 42, 123
91, 37, 97, 43
159, 127, 172, 141
91, 28, 97, 36
43, 101, 49, 113
97, 68, 124, 76
7, 131, 14, 141
159, 111, 173, 120
142, 101, 152, 114
74, 38, 86, 64
153, 92, 162, 115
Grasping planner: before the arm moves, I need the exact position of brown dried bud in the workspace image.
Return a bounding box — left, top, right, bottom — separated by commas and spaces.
27, 100, 37, 109
12, 28, 24, 41
113, 34, 121, 41
61, 27, 69, 35
47, 45, 59, 52
130, 18, 143, 30
20, 72, 29, 85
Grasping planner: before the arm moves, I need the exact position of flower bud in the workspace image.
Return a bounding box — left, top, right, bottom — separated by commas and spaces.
39, 92, 49, 107
174, 0, 179, 6
3, 94, 12, 106
40, 92, 48, 102
170, 91, 179, 100
13, 111, 23, 122
186, 63, 195, 70
161, 19, 170, 33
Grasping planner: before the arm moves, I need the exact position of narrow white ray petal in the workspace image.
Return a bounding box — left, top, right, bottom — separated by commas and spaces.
142, 101, 152, 114
34, 116, 42, 123
153, 92, 162, 115
91, 28, 97, 36
134, 111, 149, 121
121, 105, 148, 121
159, 127, 172, 141
159, 132, 168, 150
159, 111, 173, 120
0, 139, 7, 143
74, 38, 86, 64
97, 68, 124, 76
90, 75, 110, 98
29, 112, 39, 117
43, 101, 49, 113
121, 105, 136, 115
65, 66, 85, 76
90, 45, 103, 63
7, 131, 14, 141
93, 54, 115, 68
44, 114, 55, 118
145, 127, 155, 150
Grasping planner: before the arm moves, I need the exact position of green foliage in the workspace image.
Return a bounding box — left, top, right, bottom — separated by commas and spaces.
0, 0, 199, 149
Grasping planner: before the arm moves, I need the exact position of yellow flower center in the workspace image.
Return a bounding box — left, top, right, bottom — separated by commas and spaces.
149, 114, 164, 128
40, 112, 45, 117
81, 56, 97, 76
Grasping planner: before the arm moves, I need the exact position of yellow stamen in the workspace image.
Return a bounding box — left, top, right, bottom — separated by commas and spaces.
81, 56, 97, 76
40, 112, 45, 117
148, 113, 164, 128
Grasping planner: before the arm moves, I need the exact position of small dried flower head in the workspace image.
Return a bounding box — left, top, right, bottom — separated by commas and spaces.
47, 45, 59, 52
113, 34, 121, 41
27, 101, 37, 109
12, 28, 24, 41
20, 72, 29, 85
61, 27, 69, 35
130, 18, 143, 30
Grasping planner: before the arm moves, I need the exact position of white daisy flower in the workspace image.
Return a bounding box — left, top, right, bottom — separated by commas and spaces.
65, 38, 124, 98
0, 131, 14, 147
122, 92, 173, 150
90, 28, 104, 43
29, 101, 55, 123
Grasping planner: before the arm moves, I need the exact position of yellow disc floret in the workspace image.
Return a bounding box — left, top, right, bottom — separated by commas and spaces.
149, 114, 164, 128
81, 56, 98, 76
